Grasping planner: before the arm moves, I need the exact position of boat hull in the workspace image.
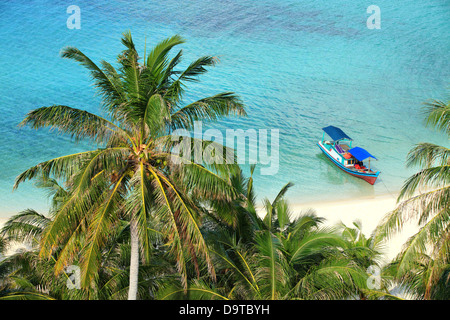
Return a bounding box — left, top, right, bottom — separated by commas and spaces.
317, 142, 379, 185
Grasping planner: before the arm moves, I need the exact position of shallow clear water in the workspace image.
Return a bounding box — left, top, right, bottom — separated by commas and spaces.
0, 0, 449, 217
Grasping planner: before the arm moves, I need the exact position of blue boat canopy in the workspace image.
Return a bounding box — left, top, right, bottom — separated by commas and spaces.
322, 126, 352, 141
348, 147, 377, 161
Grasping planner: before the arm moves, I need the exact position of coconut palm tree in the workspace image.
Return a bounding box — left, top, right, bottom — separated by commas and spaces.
14, 31, 246, 299
0, 177, 185, 300
0, 207, 174, 300
0, 200, 60, 300
376, 96, 450, 299
337, 221, 402, 299
160, 181, 376, 300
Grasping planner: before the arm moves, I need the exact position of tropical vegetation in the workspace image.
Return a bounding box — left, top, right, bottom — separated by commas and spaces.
376, 96, 450, 300
0, 32, 448, 300
7, 31, 245, 300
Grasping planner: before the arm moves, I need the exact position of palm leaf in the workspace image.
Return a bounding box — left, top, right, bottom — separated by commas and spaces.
254, 230, 285, 299
155, 169, 215, 280
406, 143, 450, 169
61, 47, 125, 107
0, 292, 56, 300
38, 147, 127, 259
13, 149, 100, 189
399, 165, 450, 200
289, 231, 347, 265
176, 55, 218, 82
0, 210, 51, 244
147, 167, 190, 288
394, 206, 450, 275
142, 93, 169, 137
19, 105, 131, 145
170, 92, 246, 130
423, 99, 450, 135
79, 171, 128, 287
146, 34, 185, 77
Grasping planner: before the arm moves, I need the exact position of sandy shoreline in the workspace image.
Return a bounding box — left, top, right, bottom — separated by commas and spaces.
1, 193, 417, 263
288, 193, 399, 237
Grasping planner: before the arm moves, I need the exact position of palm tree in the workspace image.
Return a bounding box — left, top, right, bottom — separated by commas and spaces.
376, 96, 450, 299
14, 31, 246, 299
0, 177, 191, 300
0, 208, 178, 300
338, 221, 401, 299
160, 181, 376, 300
0, 186, 60, 300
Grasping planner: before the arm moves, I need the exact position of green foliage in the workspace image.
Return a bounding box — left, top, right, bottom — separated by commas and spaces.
12, 31, 246, 299
376, 93, 450, 300
5, 31, 447, 301
176, 181, 389, 300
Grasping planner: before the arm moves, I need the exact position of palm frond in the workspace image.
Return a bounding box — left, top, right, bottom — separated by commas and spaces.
271, 182, 294, 207
176, 55, 218, 82
376, 186, 450, 245
154, 169, 216, 281
295, 258, 367, 300
142, 93, 170, 137
288, 211, 324, 239
170, 92, 246, 130
254, 230, 285, 299
38, 148, 127, 260
398, 165, 450, 200
394, 206, 449, 276
0, 210, 51, 244
79, 171, 128, 287
423, 99, 450, 135
146, 34, 185, 77
359, 289, 404, 300
158, 279, 229, 300
13, 149, 99, 189
61, 47, 125, 107
288, 231, 347, 265
210, 248, 261, 297
0, 291, 56, 300
19, 105, 131, 145
406, 143, 450, 169
120, 30, 137, 53
176, 161, 240, 202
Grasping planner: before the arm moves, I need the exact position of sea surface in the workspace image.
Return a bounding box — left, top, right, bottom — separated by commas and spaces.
0, 0, 449, 217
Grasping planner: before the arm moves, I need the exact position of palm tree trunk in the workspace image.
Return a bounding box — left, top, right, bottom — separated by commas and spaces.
128, 217, 139, 300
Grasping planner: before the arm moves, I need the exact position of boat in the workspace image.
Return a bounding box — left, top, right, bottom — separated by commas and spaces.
317, 126, 380, 185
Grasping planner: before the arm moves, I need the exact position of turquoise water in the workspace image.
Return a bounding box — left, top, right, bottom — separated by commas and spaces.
0, 0, 449, 217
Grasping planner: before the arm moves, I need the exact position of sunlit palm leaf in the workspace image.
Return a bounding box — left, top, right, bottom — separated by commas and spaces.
19, 105, 131, 145
79, 171, 128, 287
170, 92, 246, 130
0, 209, 51, 244
406, 143, 450, 169
423, 99, 450, 135
61, 47, 125, 107
146, 34, 185, 77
